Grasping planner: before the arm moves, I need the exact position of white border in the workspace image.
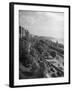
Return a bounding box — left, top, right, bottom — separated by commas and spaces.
14, 4, 69, 86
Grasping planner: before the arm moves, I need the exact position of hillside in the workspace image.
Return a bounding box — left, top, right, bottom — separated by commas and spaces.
19, 26, 64, 79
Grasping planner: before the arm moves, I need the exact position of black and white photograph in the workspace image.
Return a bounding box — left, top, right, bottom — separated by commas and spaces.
19, 10, 64, 79
9, 2, 70, 87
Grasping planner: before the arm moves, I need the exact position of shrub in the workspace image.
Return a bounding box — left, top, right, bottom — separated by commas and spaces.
50, 51, 56, 58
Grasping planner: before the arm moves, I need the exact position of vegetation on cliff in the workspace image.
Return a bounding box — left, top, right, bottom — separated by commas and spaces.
19, 26, 64, 79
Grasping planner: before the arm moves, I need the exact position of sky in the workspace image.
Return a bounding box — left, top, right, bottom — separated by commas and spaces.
19, 10, 64, 43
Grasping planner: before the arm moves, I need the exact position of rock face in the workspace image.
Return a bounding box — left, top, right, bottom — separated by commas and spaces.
19, 26, 64, 79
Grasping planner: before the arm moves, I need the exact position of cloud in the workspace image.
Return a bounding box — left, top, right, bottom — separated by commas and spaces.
19, 10, 64, 40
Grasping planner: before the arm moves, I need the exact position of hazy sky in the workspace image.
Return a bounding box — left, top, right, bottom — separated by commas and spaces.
19, 10, 64, 41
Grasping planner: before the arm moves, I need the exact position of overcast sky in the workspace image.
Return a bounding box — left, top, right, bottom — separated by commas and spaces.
19, 10, 64, 42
